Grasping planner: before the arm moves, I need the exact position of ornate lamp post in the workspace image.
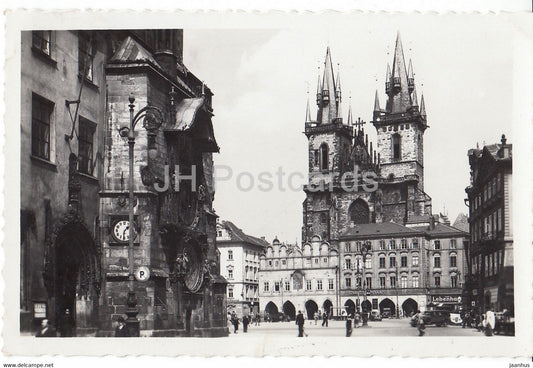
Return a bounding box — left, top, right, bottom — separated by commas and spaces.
119, 93, 163, 336
360, 242, 371, 326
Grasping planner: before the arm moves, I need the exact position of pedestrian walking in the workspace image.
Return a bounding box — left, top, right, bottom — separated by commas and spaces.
354, 312, 361, 328
255, 313, 261, 326
485, 308, 495, 336
243, 315, 249, 333
231, 312, 240, 334
114, 316, 130, 337
36, 319, 56, 337
345, 312, 353, 337
417, 311, 426, 336
321, 311, 328, 327
314, 311, 319, 325
295, 310, 305, 337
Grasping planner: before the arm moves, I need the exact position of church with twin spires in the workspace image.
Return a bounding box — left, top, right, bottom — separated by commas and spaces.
302, 33, 432, 246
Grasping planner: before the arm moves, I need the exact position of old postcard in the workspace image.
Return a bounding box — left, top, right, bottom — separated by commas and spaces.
2, 9, 532, 357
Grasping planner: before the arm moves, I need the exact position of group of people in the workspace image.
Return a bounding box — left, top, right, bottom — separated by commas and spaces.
228, 311, 261, 334
461, 307, 509, 336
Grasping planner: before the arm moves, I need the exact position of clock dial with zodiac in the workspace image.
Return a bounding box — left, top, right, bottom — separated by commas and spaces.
112, 219, 138, 243
182, 244, 203, 292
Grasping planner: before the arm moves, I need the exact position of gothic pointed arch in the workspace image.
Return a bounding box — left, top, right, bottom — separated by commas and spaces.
348, 198, 370, 225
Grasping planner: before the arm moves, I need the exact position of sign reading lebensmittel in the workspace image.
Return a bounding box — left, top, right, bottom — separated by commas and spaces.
135, 266, 150, 282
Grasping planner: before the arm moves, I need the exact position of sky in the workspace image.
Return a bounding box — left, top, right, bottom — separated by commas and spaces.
182, 14, 515, 244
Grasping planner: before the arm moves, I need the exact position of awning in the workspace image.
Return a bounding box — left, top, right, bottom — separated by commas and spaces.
164, 97, 219, 152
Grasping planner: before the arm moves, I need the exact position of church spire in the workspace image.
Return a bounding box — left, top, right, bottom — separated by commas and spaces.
385, 63, 392, 93
386, 31, 413, 114
322, 47, 336, 103
335, 70, 342, 103
374, 90, 381, 112
317, 47, 338, 125
347, 104, 353, 126
315, 72, 322, 106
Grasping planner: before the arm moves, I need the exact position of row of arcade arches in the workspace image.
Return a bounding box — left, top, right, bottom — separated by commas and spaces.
264, 299, 335, 320
264, 298, 419, 320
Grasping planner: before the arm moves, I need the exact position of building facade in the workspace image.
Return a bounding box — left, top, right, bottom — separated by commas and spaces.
216, 220, 268, 316
465, 135, 513, 315
21, 29, 228, 337
259, 237, 339, 320
339, 220, 467, 317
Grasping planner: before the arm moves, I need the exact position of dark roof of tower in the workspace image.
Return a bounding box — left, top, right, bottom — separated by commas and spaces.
452, 213, 469, 233
387, 32, 412, 114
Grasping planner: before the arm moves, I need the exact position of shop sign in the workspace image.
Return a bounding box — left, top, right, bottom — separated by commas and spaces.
430, 295, 461, 304
33, 302, 47, 319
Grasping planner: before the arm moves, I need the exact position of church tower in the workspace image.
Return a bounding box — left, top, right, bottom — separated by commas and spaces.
302, 48, 379, 244
372, 33, 432, 222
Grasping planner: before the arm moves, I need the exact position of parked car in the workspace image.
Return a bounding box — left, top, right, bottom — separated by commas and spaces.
370, 310, 382, 321
411, 310, 450, 327
270, 312, 290, 322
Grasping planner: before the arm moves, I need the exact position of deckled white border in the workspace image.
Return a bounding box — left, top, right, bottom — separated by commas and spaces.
2, 9, 533, 357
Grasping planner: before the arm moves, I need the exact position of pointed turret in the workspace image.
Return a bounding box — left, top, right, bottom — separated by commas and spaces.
335, 70, 342, 103
407, 59, 414, 92
316, 73, 322, 106
374, 90, 381, 112
420, 94, 426, 118
347, 104, 353, 126
385, 63, 392, 93
386, 31, 414, 114
305, 94, 312, 123
321, 47, 336, 105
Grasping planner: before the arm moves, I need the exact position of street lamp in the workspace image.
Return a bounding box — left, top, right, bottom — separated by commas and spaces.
119, 92, 163, 337
360, 242, 371, 326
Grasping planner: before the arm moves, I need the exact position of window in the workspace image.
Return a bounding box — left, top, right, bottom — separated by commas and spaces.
392, 133, 401, 160
345, 258, 352, 270
450, 254, 457, 268
389, 256, 396, 268
345, 277, 351, 288
282, 259, 287, 265
228, 287, 233, 298
379, 276, 386, 288
263, 282, 269, 292
268, 260, 272, 266
320, 212, 327, 224
412, 275, 419, 288
365, 277, 372, 289
401, 255, 408, 268
451, 275, 458, 288
31, 94, 53, 160
412, 254, 419, 266
317, 280, 323, 290
228, 269, 233, 279
32, 31, 52, 56
379, 257, 386, 268
401, 239, 408, 249
434, 254, 441, 268
217, 230, 222, 237
323, 257, 328, 263
275, 260, 279, 267
320, 143, 329, 170
379, 240, 386, 250
412, 239, 419, 249
274, 281, 281, 292
314, 258, 319, 264
228, 250, 233, 260
400, 276, 408, 288
328, 279, 334, 290
285, 281, 290, 291
365, 257, 372, 269
390, 239, 396, 250
450, 239, 457, 249
344, 243, 351, 252
434, 276, 441, 288
78, 117, 95, 175
434, 240, 441, 250
306, 280, 312, 290
390, 276, 397, 288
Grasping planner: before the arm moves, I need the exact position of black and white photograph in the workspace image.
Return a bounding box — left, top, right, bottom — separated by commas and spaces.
2, 8, 532, 358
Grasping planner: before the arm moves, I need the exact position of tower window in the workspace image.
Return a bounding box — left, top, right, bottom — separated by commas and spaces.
320, 143, 329, 170
392, 133, 401, 160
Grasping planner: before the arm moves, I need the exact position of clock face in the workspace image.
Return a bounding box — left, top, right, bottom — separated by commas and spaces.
112, 220, 137, 242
